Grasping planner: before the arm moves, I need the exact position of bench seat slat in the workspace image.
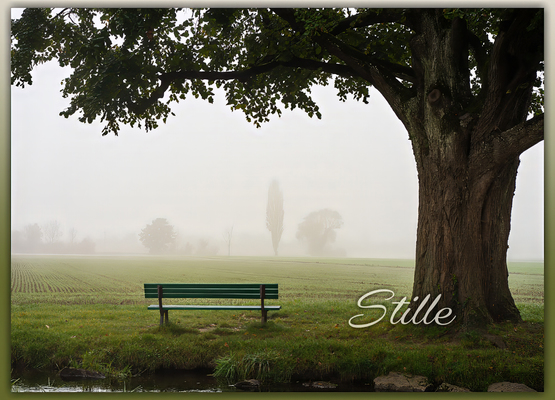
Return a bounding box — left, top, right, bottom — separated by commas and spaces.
144, 284, 278, 299
145, 293, 278, 299
147, 305, 281, 311
144, 289, 278, 294
144, 290, 276, 293
144, 283, 277, 289
144, 288, 278, 292
144, 293, 278, 299
145, 287, 277, 290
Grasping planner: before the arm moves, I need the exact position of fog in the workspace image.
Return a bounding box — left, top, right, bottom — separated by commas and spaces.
10, 56, 544, 260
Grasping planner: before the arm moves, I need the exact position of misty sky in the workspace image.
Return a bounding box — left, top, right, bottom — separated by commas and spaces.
10, 11, 544, 260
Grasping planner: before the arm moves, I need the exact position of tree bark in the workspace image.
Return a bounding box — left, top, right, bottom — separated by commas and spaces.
384, 10, 543, 326
412, 151, 522, 326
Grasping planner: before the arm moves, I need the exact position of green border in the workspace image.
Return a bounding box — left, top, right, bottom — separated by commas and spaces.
2, 2, 552, 400
2, 3, 10, 399
545, 3, 553, 394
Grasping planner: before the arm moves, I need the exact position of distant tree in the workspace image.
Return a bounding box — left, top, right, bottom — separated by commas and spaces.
196, 238, 219, 256
23, 223, 42, 252
182, 242, 194, 255
75, 237, 96, 254
196, 238, 209, 255
266, 180, 284, 256
222, 225, 234, 256
43, 220, 62, 244
68, 227, 77, 244
296, 209, 343, 256
139, 218, 177, 254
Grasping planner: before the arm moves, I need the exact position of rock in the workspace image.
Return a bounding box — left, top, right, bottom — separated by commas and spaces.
59, 367, 105, 381
488, 382, 537, 392
302, 381, 338, 389
234, 379, 260, 391
374, 371, 432, 392
436, 382, 471, 392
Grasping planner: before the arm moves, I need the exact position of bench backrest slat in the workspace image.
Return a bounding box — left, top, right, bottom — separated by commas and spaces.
144, 283, 278, 299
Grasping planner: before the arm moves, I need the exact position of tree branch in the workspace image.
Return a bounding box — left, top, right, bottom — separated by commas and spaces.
126, 57, 357, 115
270, 8, 415, 83
471, 114, 544, 171
330, 9, 410, 35
491, 113, 544, 164
273, 8, 410, 36
466, 29, 489, 88
53, 8, 70, 20
315, 31, 414, 111
269, 8, 302, 31
270, 7, 415, 102
473, 9, 543, 142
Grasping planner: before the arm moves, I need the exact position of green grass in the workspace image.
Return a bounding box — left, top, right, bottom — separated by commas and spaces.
10, 255, 544, 391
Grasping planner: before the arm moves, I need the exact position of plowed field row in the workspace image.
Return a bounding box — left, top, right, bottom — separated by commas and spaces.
10, 257, 141, 300
10, 255, 544, 307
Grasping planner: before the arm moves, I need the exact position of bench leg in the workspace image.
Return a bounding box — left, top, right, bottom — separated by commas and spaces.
159, 310, 170, 326
261, 309, 268, 324
160, 310, 169, 326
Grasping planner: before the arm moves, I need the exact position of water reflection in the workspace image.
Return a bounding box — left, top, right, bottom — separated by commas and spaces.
12, 368, 224, 393
12, 368, 373, 392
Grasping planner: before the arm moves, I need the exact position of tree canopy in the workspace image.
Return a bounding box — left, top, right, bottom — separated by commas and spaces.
139, 218, 177, 254
12, 8, 543, 135
296, 209, 343, 256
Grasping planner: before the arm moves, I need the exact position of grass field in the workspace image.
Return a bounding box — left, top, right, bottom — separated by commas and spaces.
10, 255, 544, 391
11, 255, 417, 304
10, 254, 543, 305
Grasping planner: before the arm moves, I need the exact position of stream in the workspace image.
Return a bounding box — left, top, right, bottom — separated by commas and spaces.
11, 368, 375, 393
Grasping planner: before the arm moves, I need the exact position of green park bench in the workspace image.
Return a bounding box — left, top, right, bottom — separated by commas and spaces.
144, 283, 281, 326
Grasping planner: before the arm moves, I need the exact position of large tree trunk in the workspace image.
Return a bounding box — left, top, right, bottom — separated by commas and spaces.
412, 149, 521, 326
386, 10, 542, 326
